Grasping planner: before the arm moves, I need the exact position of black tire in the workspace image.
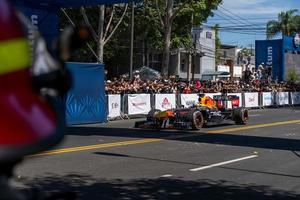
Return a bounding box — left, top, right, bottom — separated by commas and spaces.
147, 109, 162, 129
187, 110, 204, 130
233, 108, 248, 125
147, 109, 161, 121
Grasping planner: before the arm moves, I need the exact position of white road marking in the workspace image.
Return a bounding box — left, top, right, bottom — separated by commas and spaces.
189, 155, 258, 172
249, 114, 261, 117
160, 174, 173, 178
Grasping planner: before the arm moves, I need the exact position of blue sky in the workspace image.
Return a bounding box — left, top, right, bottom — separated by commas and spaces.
206, 0, 300, 47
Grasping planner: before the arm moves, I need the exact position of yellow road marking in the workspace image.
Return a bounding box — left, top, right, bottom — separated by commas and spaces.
30, 119, 300, 157
206, 119, 300, 134
30, 138, 162, 157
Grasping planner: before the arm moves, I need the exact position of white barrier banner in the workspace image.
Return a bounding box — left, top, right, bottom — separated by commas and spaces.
108, 95, 121, 118
291, 92, 300, 105
155, 94, 176, 111
128, 94, 151, 115
262, 92, 273, 106
278, 92, 289, 105
244, 93, 259, 108
204, 93, 222, 99
228, 93, 242, 107
180, 94, 199, 108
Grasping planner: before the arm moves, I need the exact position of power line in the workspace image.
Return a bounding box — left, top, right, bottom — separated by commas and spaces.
219, 5, 260, 27
211, 7, 270, 32
209, 17, 276, 21
215, 10, 255, 28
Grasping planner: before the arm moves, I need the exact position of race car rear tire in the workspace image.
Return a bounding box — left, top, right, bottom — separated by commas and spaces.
147, 109, 161, 121
187, 110, 204, 130
233, 108, 248, 125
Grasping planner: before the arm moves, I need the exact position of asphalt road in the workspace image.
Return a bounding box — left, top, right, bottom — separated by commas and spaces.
13, 107, 300, 200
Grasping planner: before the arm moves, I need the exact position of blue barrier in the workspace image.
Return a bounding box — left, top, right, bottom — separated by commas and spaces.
65, 62, 107, 124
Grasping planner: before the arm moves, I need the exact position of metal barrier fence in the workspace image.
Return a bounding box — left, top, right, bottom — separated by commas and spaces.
107, 92, 300, 119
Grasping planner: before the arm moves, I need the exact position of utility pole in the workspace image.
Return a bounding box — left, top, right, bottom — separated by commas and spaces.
187, 14, 193, 82
129, 1, 134, 80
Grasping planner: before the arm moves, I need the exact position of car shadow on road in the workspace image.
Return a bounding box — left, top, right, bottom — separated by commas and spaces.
67, 126, 300, 152
19, 173, 300, 200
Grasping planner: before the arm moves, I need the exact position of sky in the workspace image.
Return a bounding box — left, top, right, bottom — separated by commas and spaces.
206, 0, 300, 48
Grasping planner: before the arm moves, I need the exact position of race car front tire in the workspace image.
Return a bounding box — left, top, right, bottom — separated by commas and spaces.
147, 109, 161, 121
233, 108, 248, 125
188, 110, 204, 130
147, 109, 162, 129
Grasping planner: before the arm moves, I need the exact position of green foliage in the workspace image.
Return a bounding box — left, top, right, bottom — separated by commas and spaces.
59, 0, 222, 76
267, 9, 300, 39
286, 68, 299, 83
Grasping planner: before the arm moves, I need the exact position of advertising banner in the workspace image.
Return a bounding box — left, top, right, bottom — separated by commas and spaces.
228, 93, 243, 107
244, 93, 259, 108
262, 92, 274, 106
108, 95, 121, 118
180, 94, 199, 108
155, 94, 176, 111
204, 93, 222, 99
291, 92, 300, 105
277, 92, 289, 105
127, 94, 151, 115
255, 39, 283, 81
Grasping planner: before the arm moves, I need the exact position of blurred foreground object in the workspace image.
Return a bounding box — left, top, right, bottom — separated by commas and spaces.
0, 0, 89, 199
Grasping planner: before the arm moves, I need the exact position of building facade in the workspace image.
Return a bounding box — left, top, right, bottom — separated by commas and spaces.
168, 27, 216, 80
256, 35, 300, 81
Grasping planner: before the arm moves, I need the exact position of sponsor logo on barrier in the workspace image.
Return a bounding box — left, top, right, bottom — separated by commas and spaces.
264, 96, 272, 100
132, 102, 146, 106
248, 97, 255, 103
278, 92, 289, 105
111, 103, 119, 109
162, 98, 171, 108
186, 100, 196, 107
128, 94, 151, 115
108, 95, 121, 118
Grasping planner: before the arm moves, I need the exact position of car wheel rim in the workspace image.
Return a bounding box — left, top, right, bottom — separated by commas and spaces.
194, 112, 203, 128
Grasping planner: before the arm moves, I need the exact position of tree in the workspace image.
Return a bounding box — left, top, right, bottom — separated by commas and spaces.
134, 0, 164, 67
266, 9, 299, 39
155, 0, 222, 77
286, 68, 299, 83
80, 4, 128, 63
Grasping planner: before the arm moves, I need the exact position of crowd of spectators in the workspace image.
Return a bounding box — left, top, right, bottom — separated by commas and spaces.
105, 65, 300, 94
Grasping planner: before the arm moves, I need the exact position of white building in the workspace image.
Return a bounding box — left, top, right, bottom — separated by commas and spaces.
169, 27, 216, 80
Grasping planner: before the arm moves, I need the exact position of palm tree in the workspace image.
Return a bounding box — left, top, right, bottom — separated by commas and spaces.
266, 9, 299, 39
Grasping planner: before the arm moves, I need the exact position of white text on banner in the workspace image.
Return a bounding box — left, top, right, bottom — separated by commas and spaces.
180, 94, 199, 108
262, 92, 273, 106
108, 95, 121, 118
244, 93, 259, 108
155, 94, 176, 111
128, 94, 151, 115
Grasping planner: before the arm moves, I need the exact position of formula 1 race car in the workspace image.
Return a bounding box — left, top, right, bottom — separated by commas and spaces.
135, 95, 249, 130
